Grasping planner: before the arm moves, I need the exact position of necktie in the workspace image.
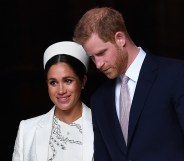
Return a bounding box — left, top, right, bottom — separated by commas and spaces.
119, 75, 131, 145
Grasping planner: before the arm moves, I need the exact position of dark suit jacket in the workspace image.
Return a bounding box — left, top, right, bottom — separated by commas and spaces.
91, 53, 184, 161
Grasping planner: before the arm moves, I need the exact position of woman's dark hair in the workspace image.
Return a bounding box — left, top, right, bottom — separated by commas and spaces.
44, 54, 87, 81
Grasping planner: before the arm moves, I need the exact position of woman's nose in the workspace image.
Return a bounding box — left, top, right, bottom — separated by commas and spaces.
58, 84, 65, 94
58, 89, 63, 94
58, 85, 64, 94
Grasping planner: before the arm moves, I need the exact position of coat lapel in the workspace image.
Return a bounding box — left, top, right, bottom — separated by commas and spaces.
82, 103, 94, 161
35, 107, 55, 161
101, 80, 127, 154
35, 105, 94, 161
128, 54, 158, 145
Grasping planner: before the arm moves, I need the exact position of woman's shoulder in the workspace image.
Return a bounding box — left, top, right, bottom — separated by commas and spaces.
19, 107, 55, 130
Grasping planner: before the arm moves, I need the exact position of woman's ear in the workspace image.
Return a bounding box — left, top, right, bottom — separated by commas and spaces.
82, 75, 87, 89
114, 31, 126, 46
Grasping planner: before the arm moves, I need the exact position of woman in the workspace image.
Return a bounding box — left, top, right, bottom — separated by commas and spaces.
12, 41, 94, 161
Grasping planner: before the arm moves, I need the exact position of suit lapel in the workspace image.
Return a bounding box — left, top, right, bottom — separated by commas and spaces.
128, 54, 158, 145
102, 80, 127, 154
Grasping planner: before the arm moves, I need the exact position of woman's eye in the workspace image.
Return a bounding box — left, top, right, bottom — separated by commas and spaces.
49, 81, 57, 86
65, 79, 72, 84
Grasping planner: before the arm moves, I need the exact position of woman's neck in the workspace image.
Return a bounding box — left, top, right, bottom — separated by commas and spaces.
54, 102, 83, 124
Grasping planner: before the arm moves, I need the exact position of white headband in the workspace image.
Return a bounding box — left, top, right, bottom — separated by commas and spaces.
43, 41, 89, 70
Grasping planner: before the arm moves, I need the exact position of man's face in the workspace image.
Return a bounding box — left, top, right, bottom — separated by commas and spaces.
83, 33, 128, 79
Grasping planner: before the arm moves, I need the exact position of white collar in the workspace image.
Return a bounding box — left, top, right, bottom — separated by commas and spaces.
125, 47, 146, 82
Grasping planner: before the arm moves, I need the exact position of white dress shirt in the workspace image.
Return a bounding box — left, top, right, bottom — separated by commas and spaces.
115, 47, 146, 119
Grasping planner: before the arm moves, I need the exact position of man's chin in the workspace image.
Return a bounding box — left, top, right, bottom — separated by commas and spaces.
105, 73, 117, 79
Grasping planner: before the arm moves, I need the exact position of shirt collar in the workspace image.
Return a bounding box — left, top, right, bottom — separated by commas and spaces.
125, 47, 146, 82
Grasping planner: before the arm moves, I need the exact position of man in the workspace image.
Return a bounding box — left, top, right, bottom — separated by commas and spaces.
73, 7, 184, 161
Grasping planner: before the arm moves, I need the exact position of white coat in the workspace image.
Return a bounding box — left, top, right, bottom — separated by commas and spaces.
12, 103, 94, 161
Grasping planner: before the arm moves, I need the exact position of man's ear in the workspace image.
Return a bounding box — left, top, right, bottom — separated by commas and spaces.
114, 32, 126, 46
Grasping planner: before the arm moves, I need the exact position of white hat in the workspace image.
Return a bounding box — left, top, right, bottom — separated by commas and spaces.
43, 41, 89, 70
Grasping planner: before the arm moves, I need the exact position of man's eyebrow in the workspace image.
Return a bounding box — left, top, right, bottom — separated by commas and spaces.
95, 49, 107, 56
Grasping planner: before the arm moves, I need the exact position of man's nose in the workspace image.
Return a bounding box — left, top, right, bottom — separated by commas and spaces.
95, 57, 104, 69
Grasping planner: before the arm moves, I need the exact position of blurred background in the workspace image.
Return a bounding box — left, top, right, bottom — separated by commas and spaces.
1, 0, 184, 160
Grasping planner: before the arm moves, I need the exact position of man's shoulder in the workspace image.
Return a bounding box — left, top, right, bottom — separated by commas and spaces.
92, 79, 116, 96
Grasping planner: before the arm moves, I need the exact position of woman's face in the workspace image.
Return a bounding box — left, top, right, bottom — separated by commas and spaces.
47, 62, 84, 112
